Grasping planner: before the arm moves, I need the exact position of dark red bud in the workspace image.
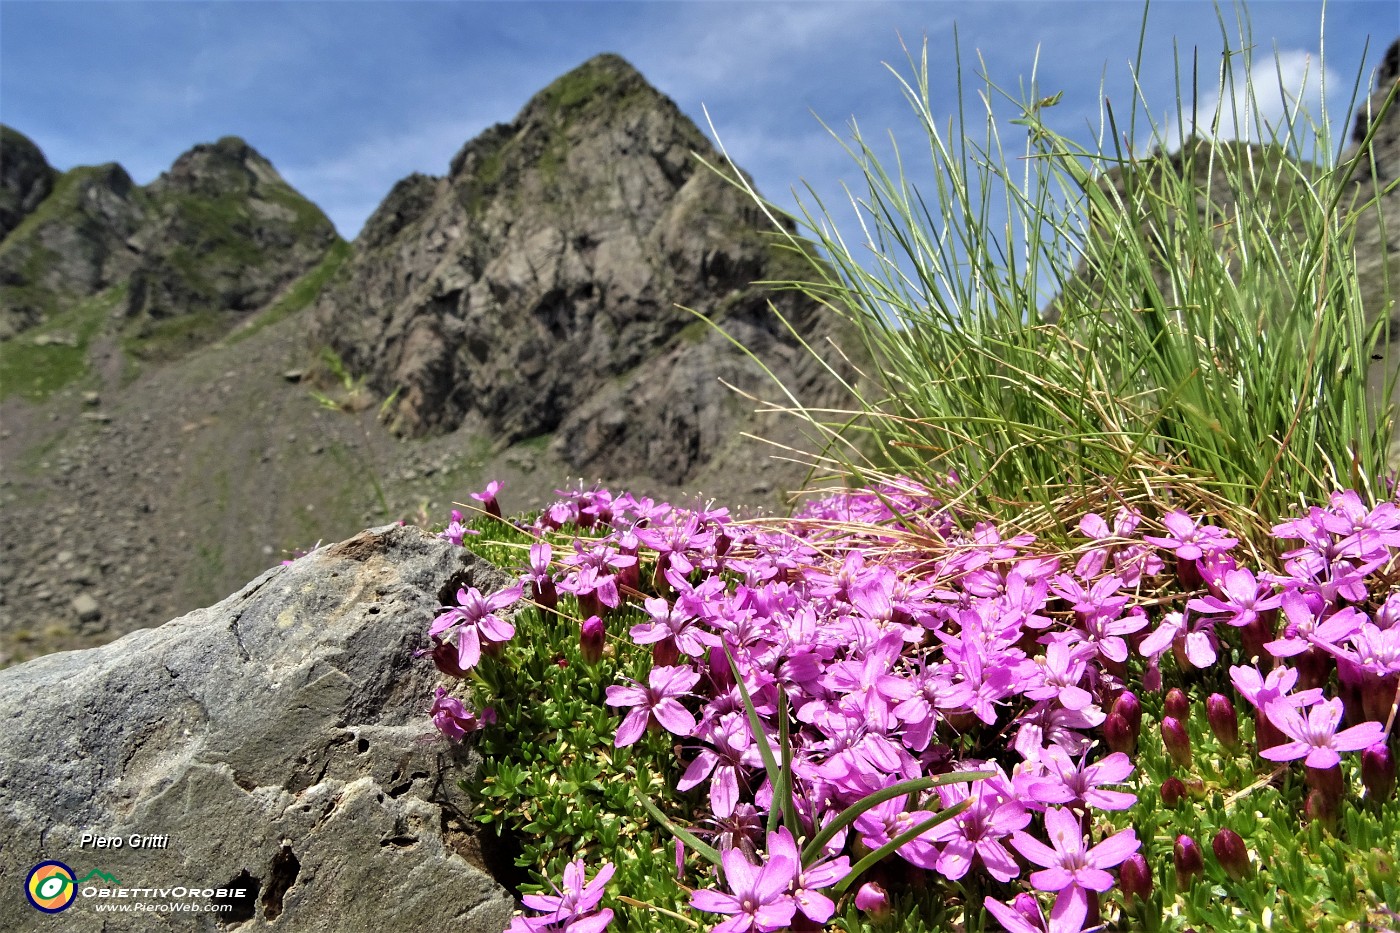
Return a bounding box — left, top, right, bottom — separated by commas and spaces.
1104, 712, 1137, 754
651, 639, 680, 667
1206, 693, 1240, 751
1305, 787, 1339, 828
1160, 777, 1187, 807
1211, 828, 1251, 881
854, 882, 891, 919
1113, 691, 1144, 734
1362, 743, 1396, 803
1165, 687, 1191, 721
1119, 853, 1153, 903
580, 615, 605, 665
1254, 708, 1285, 752
1305, 764, 1344, 803
430, 640, 469, 679
1174, 835, 1204, 888
532, 578, 558, 613
1162, 715, 1193, 768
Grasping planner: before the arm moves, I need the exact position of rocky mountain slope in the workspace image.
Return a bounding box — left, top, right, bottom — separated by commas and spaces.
0, 54, 855, 666
308, 53, 842, 486
0, 134, 338, 344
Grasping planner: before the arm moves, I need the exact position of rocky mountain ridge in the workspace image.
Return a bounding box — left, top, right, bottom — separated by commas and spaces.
0, 133, 338, 345
308, 53, 844, 485
0, 53, 855, 665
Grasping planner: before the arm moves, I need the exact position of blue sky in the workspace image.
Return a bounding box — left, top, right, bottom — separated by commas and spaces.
1, 2, 1395, 240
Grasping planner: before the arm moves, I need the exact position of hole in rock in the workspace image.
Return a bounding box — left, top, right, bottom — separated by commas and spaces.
444, 810, 530, 895
437, 570, 478, 608
261, 845, 300, 921
213, 869, 260, 925
387, 771, 429, 799
356, 738, 369, 754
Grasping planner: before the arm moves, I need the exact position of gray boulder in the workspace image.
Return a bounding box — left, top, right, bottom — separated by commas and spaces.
0, 524, 514, 932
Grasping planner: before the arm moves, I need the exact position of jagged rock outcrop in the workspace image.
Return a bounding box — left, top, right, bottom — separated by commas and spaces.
309, 52, 848, 485
0, 126, 56, 241
0, 524, 514, 932
0, 135, 337, 342
0, 157, 144, 339
124, 136, 338, 327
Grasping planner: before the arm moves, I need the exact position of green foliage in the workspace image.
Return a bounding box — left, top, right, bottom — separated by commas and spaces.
121, 308, 229, 361
458, 526, 700, 933
718, 16, 1395, 552
1103, 686, 1400, 931
0, 284, 123, 400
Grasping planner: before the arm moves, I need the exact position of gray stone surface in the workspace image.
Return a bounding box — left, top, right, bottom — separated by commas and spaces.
0, 524, 515, 932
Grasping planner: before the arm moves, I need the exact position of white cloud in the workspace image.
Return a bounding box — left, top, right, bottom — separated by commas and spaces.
1167, 47, 1341, 150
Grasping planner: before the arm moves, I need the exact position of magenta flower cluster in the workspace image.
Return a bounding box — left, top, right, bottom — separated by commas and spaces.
429, 480, 1399, 931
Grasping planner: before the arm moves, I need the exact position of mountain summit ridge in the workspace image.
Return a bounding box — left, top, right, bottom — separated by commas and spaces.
307, 52, 848, 486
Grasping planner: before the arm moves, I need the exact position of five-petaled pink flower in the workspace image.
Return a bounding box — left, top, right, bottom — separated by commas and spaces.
509, 858, 614, 933
604, 665, 701, 746
689, 840, 798, 933
1259, 697, 1386, 769
429, 583, 523, 671
1010, 807, 1139, 919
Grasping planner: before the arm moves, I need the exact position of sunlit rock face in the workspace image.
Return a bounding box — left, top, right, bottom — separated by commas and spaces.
0, 524, 516, 933
308, 53, 852, 486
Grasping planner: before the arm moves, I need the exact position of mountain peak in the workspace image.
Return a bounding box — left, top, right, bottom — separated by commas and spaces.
154, 135, 284, 198
520, 52, 653, 121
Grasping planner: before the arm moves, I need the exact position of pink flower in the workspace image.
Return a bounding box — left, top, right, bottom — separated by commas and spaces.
690, 843, 798, 933
1258, 697, 1386, 769
430, 688, 494, 741
429, 583, 523, 671
1010, 807, 1139, 908
604, 665, 700, 746
983, 891, 1087, 933
510, 858, 614, 933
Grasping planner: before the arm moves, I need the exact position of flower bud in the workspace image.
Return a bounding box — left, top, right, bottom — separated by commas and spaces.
430, 639, 469, 679
1010, 893, 1043, 927
1254, 708, 1285, 752
1162, 716, 1193, 768
1306, 764, 1344, 803
1160, 777, 1187, 808
1174, 834, 1204, 888
1362, 743, 1396, 803
854, 882, 890, 920
651, 638, 680, 667
532, 576, 558, 613
1362, 674, 1399, 725
1165, 687, 1190, 721
1112, 691, 1144, 735
1206, 693, 1240, 752
580, 615, 605, 665
1305, 787, 1339, 828
1119, 853, 1153, 903
1211, 828, 1251, 881
1104, 712, 1137, 754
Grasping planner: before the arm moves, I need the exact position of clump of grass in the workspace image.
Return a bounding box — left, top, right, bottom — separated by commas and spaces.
719, 8, 1396, 552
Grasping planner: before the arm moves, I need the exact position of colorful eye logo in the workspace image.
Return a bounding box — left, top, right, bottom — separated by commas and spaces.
26, 861, 76, 913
